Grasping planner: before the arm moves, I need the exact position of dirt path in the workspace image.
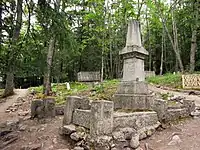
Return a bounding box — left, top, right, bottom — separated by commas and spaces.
141, 118, 200, 150
141, 85, 200, 150
148, 84, 200, 106
0, 89, 29, 122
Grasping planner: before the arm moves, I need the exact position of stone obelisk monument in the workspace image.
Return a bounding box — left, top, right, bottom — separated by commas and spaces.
114, 20, 153, 110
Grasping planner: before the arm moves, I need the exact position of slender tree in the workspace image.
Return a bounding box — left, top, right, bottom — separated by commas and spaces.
3, 0, 23, 97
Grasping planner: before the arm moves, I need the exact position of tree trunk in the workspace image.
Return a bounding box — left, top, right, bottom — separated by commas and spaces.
44, 37, 56, 95
190, 0, 199, 73
0, 1, 2, 47
3, 0, 22, 97
190, 29, 197, 72
43, 0, 60, 95
101, 50, 104, 82
109, 34, 113, 79
160, 28, 164, 75
156, 0, 184, 72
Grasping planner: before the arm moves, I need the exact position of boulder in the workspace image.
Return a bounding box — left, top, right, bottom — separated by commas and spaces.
62, 124, 76, 135
130, 134, 140, 149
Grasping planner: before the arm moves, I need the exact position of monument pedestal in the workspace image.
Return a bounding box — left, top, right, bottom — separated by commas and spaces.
114, 94, 153, 110
114, 20, 153, 111
114, 81, 153, 110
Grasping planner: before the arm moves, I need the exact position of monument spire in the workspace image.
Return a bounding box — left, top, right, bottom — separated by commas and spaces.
126, 20, 142, 47
114, 19, 153, 110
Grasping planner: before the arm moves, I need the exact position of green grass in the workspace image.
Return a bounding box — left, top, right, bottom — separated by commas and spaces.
29, 82, 90, 105
29, 79, 120, 105
146, 73, 182, 88
0, 89, 4, 97
89, 79, 119, 100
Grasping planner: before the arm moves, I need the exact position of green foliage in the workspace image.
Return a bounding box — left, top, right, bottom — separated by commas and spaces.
147, 73, 182, 88
1, 0, 200, 92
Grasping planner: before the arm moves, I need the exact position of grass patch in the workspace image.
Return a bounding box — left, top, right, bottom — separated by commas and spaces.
89, 79, 119, 100
146, 73, 182, 88
29, 82, 89, 105
29, 79, 120, 105
0, 89, 4, 97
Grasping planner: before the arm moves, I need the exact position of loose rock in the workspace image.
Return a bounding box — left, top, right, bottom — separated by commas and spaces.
73, 146, 84, 150
168, 135, 182, 145
139, 131, 147, 140
70, 132, 82, 141
130, 134, 140, 149
62, 124, 76, 135
121, 127, 136, 140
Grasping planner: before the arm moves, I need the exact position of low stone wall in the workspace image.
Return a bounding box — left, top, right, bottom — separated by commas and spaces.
153, 99, 195, 122
72, 109, 91, 129
113, 111, 159, 130
165, 108, 188, 122
61, 96, 160, 150
61, 96, 195, 150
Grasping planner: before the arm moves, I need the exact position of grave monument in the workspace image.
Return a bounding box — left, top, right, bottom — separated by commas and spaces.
114, 20, 153, 110
60, 19, 195, 150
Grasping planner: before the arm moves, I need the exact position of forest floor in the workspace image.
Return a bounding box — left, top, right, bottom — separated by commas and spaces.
1, 85, 200, 150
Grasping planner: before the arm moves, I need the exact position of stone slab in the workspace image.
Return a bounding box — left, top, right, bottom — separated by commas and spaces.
113, 111, 159, 131
63, 96, 90, 125
77, 71, 100, 82
72, 109, 91, 129
116, 81, 148, 95
114, 94, 154, 110
90, 100, 114, 138
165, 108, 189, 122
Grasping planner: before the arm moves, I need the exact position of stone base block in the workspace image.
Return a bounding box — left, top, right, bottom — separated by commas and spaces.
31, 98, 55, 119
116, 81, 148, 95
73, 109, 91, 129
165, 108, 189, 122
114, 94, 153, 110
113, 111, 159, 131
152, 99, 167, 121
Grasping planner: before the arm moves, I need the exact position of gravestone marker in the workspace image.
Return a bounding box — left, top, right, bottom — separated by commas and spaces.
114, 20, 153, 110
77, 71, 100, 82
